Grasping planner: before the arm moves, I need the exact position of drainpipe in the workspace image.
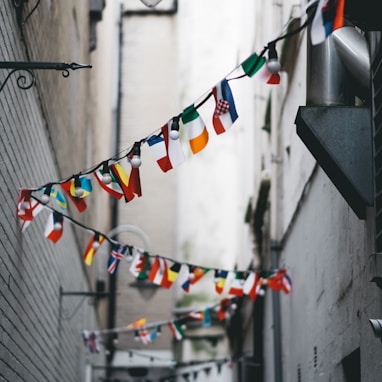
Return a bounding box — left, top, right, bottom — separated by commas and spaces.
271, 240, 283, 382
306, 5, 353, 106
106, 3, 123, 375
295, 4, 372, 219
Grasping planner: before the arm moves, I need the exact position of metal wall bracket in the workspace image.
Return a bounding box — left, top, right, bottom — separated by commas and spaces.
59, 286, 113, 298
0, 61, 92, 93
14, 0, 41, 27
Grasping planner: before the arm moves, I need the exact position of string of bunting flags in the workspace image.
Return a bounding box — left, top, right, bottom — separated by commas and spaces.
14, 3, 347, 373
95, 355, 233, 382
24, 194, 293, 298
82, 295, 248, 352
15, 0, 343, 211
16, 0, 342, 353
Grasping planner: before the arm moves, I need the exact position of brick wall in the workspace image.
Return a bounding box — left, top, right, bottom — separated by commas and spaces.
0, 2, 105, 381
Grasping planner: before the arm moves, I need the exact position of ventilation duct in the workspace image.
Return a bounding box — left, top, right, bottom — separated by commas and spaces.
295, 9, 373, 219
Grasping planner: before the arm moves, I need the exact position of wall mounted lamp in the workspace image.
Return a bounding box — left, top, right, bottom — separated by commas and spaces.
0, 61, 92, 93
369, 319, 382, 342
124, 0, 177, 16
129, 278, 159, 300
371, 276, 382, 290
140, 0, 163, 7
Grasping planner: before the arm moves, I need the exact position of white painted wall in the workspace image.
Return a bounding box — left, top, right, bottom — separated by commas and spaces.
176, 0, 257, 302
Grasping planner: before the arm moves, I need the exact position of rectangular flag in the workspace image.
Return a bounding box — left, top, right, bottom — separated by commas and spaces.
82, 330, 100, 354
203, 308, 211, 328
162, 262, 181, 288
61, 180, 87, 213
310, 0, 345, 46
50, 187, 67, 209
267, 269, 292, 294
214, 270, 229, 294
83, 233, 105, 266
68, 176, 92, 198
148, 257, 168, 287
243, 271, 260, 301
181, 266, 210, 292
212, 79, 238, 135
44, 212, 64, 243
232, 52, 280, 83
149, 328, 159, 343
94, 166, 124, 200
129, 249, 150, 279
39, 186, 67, 209
107, 244, 128, 274
109, 163, 136, 203
181, 105, 209, 154
187, 311, 203, 320
168, 321, 184, 341
238, 52, 267, 78
88, 332, 100, 353
228, 272, 246, 297
138, 329, 152, 344
17, 189, 44, 231
128, 166, 142, 198
147, 119, 186, 172
255, 63, 281, 84
217, 297, 231, 321
127, 317, 147, 329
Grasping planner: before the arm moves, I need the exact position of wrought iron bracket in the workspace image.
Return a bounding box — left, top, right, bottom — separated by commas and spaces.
14, 0, 41, 27
0, 61, 92, 93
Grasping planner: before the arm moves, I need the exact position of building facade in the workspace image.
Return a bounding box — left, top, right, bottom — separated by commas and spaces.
0, 1, 110, 381
235, 0, 382, 381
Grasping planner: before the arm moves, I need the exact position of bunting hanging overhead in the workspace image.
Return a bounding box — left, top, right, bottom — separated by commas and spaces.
21, 195, 293, 298
15, 2, 343, 318
17, 1, 339, 211
82, 295, 241, 351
